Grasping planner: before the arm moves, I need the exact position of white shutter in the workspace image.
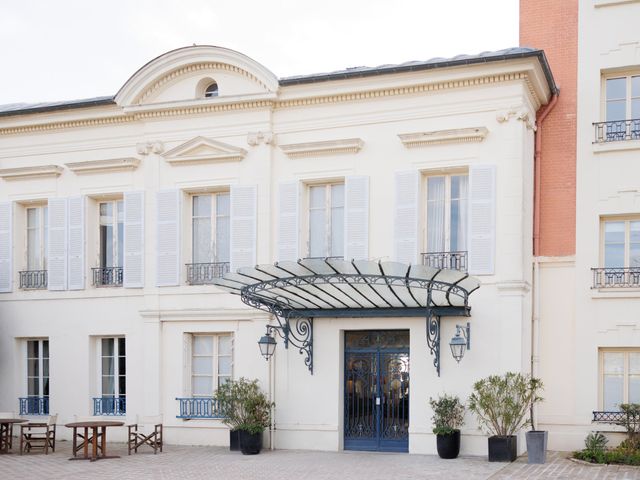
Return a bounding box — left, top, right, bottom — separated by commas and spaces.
124, 191, 145, 288
183, 333, 193, 397
393, 170, 420, 264
156, 189, 181, 286
67, 196, 85, 290
278, 181, 299, 262
0, 202, 13, 293
468, 164, 496, 275
48, 198, 68, 290
230, 185, 257, 272
344, 176, 369, 261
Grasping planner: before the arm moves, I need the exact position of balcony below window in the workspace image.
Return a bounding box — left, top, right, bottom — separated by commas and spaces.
93, 396, 126, 416
19, 396, 49, 415
176, 397, 224, 419
19, 270, 48, 289
186, 262, 230, 285
421, 251, 468, 272
92, 267, 123, 287
594, 119, 640, 143
592, 267, 640, 288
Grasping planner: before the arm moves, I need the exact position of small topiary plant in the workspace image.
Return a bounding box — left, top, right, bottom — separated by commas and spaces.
429, 394, 465, 436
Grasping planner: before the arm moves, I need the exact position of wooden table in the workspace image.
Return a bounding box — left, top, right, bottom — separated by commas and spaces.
0, 418, 27, 453
65, 420, 124, 461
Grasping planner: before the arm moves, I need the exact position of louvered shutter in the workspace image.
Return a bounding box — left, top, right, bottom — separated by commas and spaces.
124, 191, 145, 288
393, 170, 420, 264
0, 202, 13, 293
468, 165, 496, 275
230, 185, 257, 272
67, 196, 85, 290
278, 181, 299, 262
48, 198, 68, 290
156, 189, 181, 286
344, 176, 369, 261
183, 333, 193, 397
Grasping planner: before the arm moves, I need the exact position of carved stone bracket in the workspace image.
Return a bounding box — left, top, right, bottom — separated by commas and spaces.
136, 141, 165, 155
247, 131, 275, 146
496, 108, 537, 131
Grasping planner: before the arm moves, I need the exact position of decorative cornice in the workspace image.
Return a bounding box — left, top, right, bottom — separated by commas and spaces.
398, 127, 488, 148
162, 136, 247, 165
65, 157, 140, 174
138, 308, 270, 322
496, 108, 537, 131
0, 164, 63, 181
280, 138, 364, 158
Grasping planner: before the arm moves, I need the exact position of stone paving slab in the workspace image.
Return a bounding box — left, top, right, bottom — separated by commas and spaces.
1, 442, 640, 480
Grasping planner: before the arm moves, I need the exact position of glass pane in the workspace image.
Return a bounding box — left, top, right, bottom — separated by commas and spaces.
217, 193, 230, 216
331, 184, 344, 208
118, 356, 126, 375
192, 376, 213, 396
630, 376, 640, 404
99, 202, 113, 222
631, 222, 640, 267
193, 357, 213, 375
193, 195, 212, 217
43, 340, 49, 358
309, 186, 325, 209
633, 99, 640, 120
607, 78, 626, 101
102, 338, 114, 356
43, 207, 48, 269
118, 337, 126, 355
309, 207, 327, 257
604, 352, 624, 374
27, 340, 38, 359
218, 356, 232, 375
427, 177, 445, 252
604, 222, 625, 268
102, 357, 114, 376
28, 377, 39, 396
102, 377, 115, 395
218, 376, 231, 388
216, 215, 230, 263
331, 202, 344, 257
630, 353, 640, 374
117, 218, 124, 267
118, 376, 126, 395
193, 217, 212, 263
28, 227, 39, 269
27, 208, 38, 228
43, 359, 49, 377
28, 359, 39, 377
450, 175, 468, 251
218, 336, 232, 356
193, 336, 213, 355
604, 375, 624, 411
607, 100, 626, 122
43, 377, 49, 396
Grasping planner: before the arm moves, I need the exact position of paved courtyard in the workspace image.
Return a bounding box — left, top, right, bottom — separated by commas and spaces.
1, 443, 640, 480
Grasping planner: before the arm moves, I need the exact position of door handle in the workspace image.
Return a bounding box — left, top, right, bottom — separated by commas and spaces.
376, 397, 381, 406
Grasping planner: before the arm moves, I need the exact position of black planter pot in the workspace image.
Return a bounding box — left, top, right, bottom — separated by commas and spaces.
436, 430, 461, 459
229, 429, 240, 451
239, 429, 263, 455
488, 435, 517, 462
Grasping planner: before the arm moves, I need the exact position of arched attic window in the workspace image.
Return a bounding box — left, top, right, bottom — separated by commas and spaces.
204, 82, 219, 98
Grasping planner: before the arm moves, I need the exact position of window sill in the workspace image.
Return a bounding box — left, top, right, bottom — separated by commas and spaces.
591, 288, 640, 299
594, 0, 640, 8
593, 140, 640, 154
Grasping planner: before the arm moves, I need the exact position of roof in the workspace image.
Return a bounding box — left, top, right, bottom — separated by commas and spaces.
0, 47, 557, 118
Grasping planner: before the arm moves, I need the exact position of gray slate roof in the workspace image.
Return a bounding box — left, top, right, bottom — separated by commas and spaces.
0, 47, 556, 118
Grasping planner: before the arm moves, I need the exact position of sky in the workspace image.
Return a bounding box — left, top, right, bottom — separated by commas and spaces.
0, 0, 519, 105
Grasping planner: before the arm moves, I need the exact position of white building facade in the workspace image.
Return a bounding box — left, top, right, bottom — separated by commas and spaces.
0, 46, 555, 455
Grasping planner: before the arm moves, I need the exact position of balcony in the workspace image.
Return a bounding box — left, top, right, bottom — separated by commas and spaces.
19, 396, 49, 415
92, 267, 123, 287
594, 119, 640, 143
19, 270, 47, 289
176, 397, 225, 419
421, 251, 468, 272
186, 262, 230, 285
93, 396, 126, 416
592, 267, 640, 288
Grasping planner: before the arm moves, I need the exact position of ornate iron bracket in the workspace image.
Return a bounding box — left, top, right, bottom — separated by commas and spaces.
425, 288, 441, 376
265, 311, 314, 375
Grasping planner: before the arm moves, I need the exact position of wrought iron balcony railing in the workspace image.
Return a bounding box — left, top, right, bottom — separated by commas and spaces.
421, 251, 468, 272
19, 396, 49, 415
593, 411, 640, 425
93, 396, 126, 416
186, 262, 230, 285
176, 397, 225, 419
592, 267, 640, 288
92, 267, 123, 287
594, 119, 640, 143
19, 270, 48, 289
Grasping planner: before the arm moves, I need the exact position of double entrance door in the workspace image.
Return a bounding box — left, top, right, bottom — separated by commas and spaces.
344, 330, 409, 452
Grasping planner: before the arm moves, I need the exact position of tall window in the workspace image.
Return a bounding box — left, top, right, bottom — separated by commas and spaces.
192, 334, 233, 396
101, 338, 125, 410
606, 75, 640, 122
308, 183, 344, 258
601, 350, 640, 411
192, 194, 230, 264
26, 206, 48, 270
27, 340, 49, 401
99, 201, 123, 268
425, 174, 468, 254
602, 218, 640, 268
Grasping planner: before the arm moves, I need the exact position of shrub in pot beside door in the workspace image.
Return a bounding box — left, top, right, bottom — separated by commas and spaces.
214, 378, 274, 455
429, 394, 465, 459
468, 372, 543, 462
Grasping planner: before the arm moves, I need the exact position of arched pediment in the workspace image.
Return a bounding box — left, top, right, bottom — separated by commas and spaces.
115, 46, 279, 107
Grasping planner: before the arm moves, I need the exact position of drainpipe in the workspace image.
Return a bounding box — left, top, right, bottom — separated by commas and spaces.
531, 93, 558, 430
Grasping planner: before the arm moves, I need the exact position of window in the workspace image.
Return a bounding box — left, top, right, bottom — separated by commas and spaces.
24, 339, 49, 414
192, 194, 230, 264
423, 173, 468, 270
97, 337, 126, 415
601, 350, 640, 411
95, 201, 123, 286
308, 183, 344, 258
26, 206, 48, 271
602, 218, 640, 268
204, 82, 219, 98
191, 334, 233, 396
606, 75, 640, 122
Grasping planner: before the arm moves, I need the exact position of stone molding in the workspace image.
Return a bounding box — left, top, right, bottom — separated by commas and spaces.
279, 138, 364, 158
0, 164, 63, 181
247, 131, 275, 146
138, 308, 270, 322
398, 127, 488, 148
137, 141, 165, 155
65, 157, 140, 174
162, 136, 247, 165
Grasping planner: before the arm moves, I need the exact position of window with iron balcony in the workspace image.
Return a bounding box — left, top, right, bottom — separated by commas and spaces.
594, 74, 640, 143
592, 217, 640, 288
93, 200, 124, 287
93, 337, 126, 415
20, 205, 48, 289
421, 172, 468, 272
20, 339, 50, 415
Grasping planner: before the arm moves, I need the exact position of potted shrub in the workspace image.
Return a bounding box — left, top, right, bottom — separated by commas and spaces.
429, 394, 465, 459
214, 377, 274, 455
468, 372, 543, 462
525, 379, 546, 464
